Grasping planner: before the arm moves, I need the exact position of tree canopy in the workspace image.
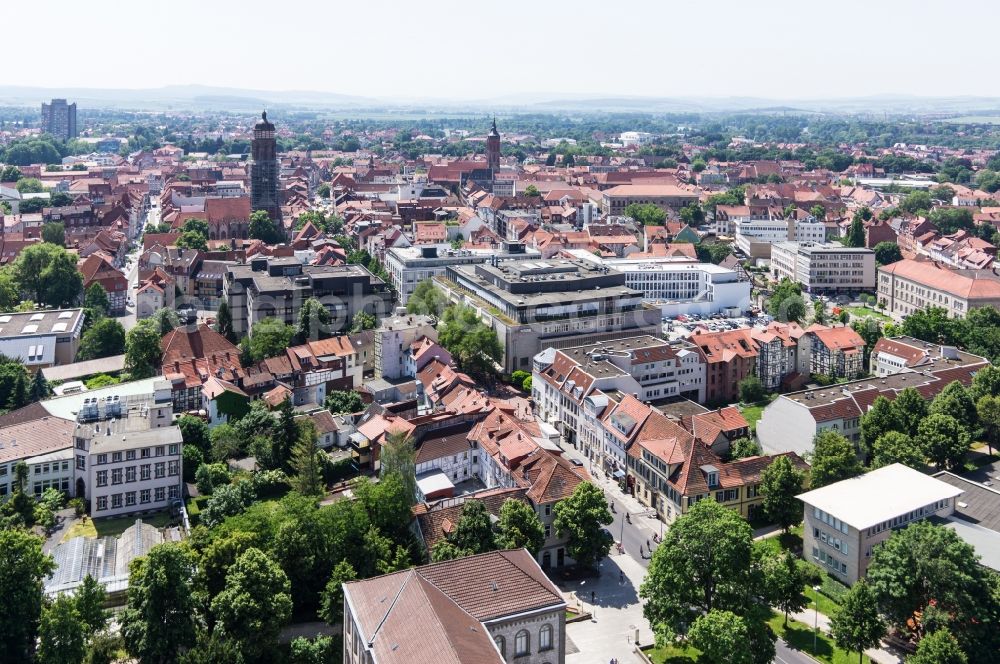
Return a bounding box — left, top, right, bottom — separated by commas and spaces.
552, 481, 613, 571
438, 305, 503, 378
12, 243, 84, 308
809, 430, 862, 488
240, 318, 295, 363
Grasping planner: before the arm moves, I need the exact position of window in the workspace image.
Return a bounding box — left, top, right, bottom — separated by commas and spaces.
125, 492, 136, 506
155, 463, 165, 479
126, 466, 136, 483
156, 446, 165, 457
97, 454, 107, 465
96, 496, 107, 511
515, 630, 529, 656
545, 524, 551, 537
539, 624, 553, 651
126, 450, 136, 461
140, 489, 151, 504
111, 468, 123, 485
155, 487, 165, 502
141, 448, 150, 459
495, 636, 505, 657
168, 461, 179, 477
112, 452, 122, 463
544, 505, 551, 516
96, 470, 108, 487
111, 494, 123, 509
141, 464, 151, 481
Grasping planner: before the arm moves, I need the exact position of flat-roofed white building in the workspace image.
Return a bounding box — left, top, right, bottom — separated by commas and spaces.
798, 463, 963, 584
771, 242, 876, 293
0, 308, 85, 368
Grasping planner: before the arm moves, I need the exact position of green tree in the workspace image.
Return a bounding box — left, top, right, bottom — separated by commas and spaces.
871, 431, 924, 469
872, 241, 902, 265
241, 318, 295, 363
290, 422, 325, 496
296, 297, 332, 343
431, 540, 468, 562
447, 500, 498, 556
553, 481, 613, 571
30, 368, 50, 402
83, 282, 110, 315
977, 395, 1000, 456
41, 222, 65, 247
378, 430, 417, 502
729, 437, 762, 460
350, 309, 376, 333
889, 387, 928, 438
830, 579, 886, 664
316, 183, 331, 199
16, 177, 44, 193
120, 543, 198, 664
970, 364, 1000, 402
860, 396, 902, 454
640, 499, 754, 639
84, 633, 125, 664
124, 319, 164, 378
910, 629, 968, 664
1, 165, 23, 181
176, 229, 208, 251
77, 318, 126, 361
178, 414, 210, 456
624, 202, 667, 226
215, 300, 236, 342
495, 498, 546, 555
406, 278, 447, 317
211, 547, 293, 662
318, 560, 357, 626
688, 610, 754, 664
0, 529, 55, 662
325, 390, 364, 415
929, 381, 977, 429
438, 305, 503, 377
901, 306, 954, 345
150, 308, 180, 335
249, 210, 284, 244
813, 299, 828, 325
37, 595, 86, 664
845, 211, 866, 248
288, 636, 339, 664
0, 268, 21, 310
739, 375, 766, 403
12, 242, 84, 307
767, 279, 807, 322
900, 190, 932, 214
763, 551, 817, 626
809, 430, 862, 488
760, 455, 805, 532
254, 396, 299, 471
73, 574, 109, 637
867, 521, 992, 640
917, 413, 970, 470
523, 184, 540, 197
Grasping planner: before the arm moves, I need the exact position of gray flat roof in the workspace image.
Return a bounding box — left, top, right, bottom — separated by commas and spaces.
42, 355, 125, 382
933, 471, 1000, 532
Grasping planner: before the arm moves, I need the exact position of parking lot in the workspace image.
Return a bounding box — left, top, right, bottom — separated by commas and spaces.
662, 312, 771, 339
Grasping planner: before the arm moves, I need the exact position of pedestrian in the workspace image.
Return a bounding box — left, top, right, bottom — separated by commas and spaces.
591, 590, 595, 603
619, 570, 624, 584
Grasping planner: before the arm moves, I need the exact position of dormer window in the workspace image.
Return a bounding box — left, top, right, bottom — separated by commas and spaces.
701, 464, 720, 488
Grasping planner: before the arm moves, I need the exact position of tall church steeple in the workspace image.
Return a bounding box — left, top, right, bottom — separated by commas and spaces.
486, 116, 501, 172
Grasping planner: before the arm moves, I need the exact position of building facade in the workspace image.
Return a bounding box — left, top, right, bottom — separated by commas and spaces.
770, 242, 876, 292
250, 111, 281, 222
41, 98, 78, 140
877, 258, 1000, 320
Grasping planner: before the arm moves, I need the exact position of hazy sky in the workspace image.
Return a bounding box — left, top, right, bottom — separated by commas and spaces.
8, 0, 998, 100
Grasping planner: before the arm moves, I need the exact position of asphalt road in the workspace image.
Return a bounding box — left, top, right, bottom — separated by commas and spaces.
774, 639, 819, 664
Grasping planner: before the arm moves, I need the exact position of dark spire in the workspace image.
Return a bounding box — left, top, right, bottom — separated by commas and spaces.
262, 110, 267, 122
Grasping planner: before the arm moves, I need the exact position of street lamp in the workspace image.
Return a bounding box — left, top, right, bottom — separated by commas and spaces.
812, 585, 821, 654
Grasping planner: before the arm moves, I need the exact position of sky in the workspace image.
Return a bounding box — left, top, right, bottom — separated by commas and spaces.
7, 0, 1000, 101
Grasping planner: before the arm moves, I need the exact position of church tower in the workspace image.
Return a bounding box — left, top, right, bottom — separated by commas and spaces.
486, 116, 501, 172
251, 110, 281, 222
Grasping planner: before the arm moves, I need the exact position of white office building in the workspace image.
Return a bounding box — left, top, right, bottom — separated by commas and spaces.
567, 250, 752, 317
770, 242, 876, 293
735, 217, 826, 257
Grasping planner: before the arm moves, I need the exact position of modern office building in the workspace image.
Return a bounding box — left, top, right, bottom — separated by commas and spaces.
798, 464, 963, 584
734, 217, 826, 258
0, 308, 85, 368
877, 258, 1000, 320
224, 256, 394, 335
438, 258, 662, 373
41, 98, 77, 139
770, 242, 876, 292
384, 243, 539, 304
567, 250, 751, 318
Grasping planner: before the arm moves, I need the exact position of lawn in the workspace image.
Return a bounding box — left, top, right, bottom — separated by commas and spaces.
844, 306, 890, 322
740, 395, 775, 430
644, 643, 700, 664
62, 511, 176, 542
768, 613, 873, 664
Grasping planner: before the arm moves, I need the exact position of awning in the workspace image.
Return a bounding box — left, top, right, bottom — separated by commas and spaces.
613, 469, 626, 479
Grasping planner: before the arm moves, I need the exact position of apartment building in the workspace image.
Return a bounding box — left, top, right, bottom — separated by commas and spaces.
343, 549, 565, 664
750, 321, 811, 391
688, 327, 759, 404
384, 244, 539, 303
877, 258, 1000, 320
798, 464, 963, 584
808, 326, 867, 379
438, 258, 662, 374
870, 336, 975, 378
0, 417, 78, 498
757, 350, 988, 456
373, 314, 437, 380
532, 336, 705, 455
770, 242, 876, 292
224, 256, 394, 335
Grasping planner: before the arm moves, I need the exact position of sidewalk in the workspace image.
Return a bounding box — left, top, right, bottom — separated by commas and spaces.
789, 606, 902, 664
